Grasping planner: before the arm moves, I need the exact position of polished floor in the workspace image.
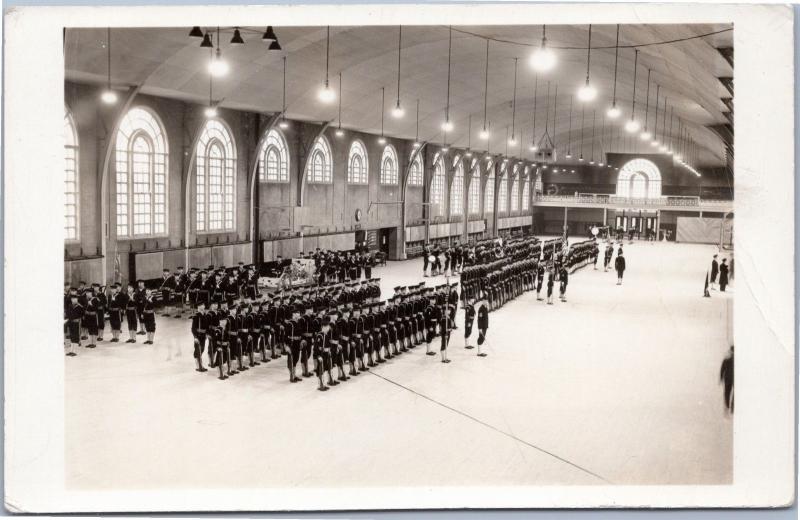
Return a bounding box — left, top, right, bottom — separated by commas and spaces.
65, 239, 733, 489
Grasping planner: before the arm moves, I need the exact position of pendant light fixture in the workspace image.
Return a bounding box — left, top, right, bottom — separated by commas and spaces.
659, 99, 669, 152
279, 57, 289, 129
509, 57, 518, 146
552, 83, 558, 153
566, 95, 573, 158
480, 39, 490, 140
667, 106, 675, 154
577, 24, 597, 102
640, 69, 652, 140
598, 114, 605, 166
529, 75, 538, 151
392, 26, 405, 118
442, 115, 449, 152
335, 73, 344, 137
200, 31, 213, 48
230, 27, 245, 46
578, 105, 585, 162
378, 87, 387, 144
204, 65, 217, 118
651, 85, 660, 146
442, 26, 454, 132
466, 115, 473, 157
674, 119, 683, 161
589, 109, 596, 164
190, 26, 204, 38
100, 28, 118, 105
531, 24, 556, 72
208, 27, 229, 77
413, 99, 421, 148
318, 26, 335, 103
624, 49, 640, 133
607, 25, 621, 118
262, 26, 277, 42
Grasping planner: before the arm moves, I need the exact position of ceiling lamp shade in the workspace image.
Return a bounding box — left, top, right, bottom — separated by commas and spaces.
230, 28, 245, 45
269, 40, 281, 51
530, 25, 556, 72
262, 26, 277, 42
200, 32, 213, 48
189, 26, 204, 38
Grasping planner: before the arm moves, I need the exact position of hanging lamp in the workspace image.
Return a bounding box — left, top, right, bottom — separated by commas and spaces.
577, 24, 597, 102
100, 28, 118, 104
318, 27, 335, 103
624, 49, 640, 133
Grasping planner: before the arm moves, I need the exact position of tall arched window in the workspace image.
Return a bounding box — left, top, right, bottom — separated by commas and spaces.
196, 119, 237, 232
64, 108, 79, 241
450, 159, 464, 216
534, 170, 543, 194
348, 140, 368, 184
259, 128, 289, 182
616, 158, 662, 198
468, 163, 481, 215
521, 175, 531, 211
430, 152, 446, 217
306, 136, 333, 183
407, 152, 423, 186
497, 164, 509, 212
380, 145, 399, 185
484, 162, 495, 213
510, 174, 520, 212
115, 107, 168, 237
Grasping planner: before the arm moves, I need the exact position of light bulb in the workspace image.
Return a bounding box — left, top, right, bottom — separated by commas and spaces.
598, 162, 605, 166
208, 49, 229, 77
335, 128, 344, 137
571, 169, 576, 173
606, 105, 621, 119
391, 103, 405, 118
624, 119, 640, 133
659, 145, 668, 152
578, 155, 584, 162
530, 144, 538, 152
318, 83, 335, 103
378, 136, 387, 145
441, 120, 454, 132
508, 137, 517, 146
412, 141, 420, 148
674, 154, 682, 162
650, 140, 659, 147
530, 44, 556, 72
204, 106, 217, 118
465, 151, 472, 158
640, 130, 651, 141
100, 89, 118, 105
278, 120, 289, 129
565, 152, 572, 159
589, 160, 595, 165
552, 168, 559, 173
441, 146, 449, 153
577, 81, 597, 102
542, 164, 548, 169
479, 129, 490, 140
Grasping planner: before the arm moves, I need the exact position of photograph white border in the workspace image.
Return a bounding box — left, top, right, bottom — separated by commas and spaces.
3, 2, 795, 512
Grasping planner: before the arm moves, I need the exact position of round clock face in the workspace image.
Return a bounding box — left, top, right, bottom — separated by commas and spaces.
355, 209, 362, 222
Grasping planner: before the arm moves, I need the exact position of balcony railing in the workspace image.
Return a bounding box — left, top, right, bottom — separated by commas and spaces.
534, 193, 732, 209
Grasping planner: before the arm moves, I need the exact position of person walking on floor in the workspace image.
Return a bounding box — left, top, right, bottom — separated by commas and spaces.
710, 254, 719, 290
719, 258, 729, 292
720, 345, 734, 413
615, 251, 626, 285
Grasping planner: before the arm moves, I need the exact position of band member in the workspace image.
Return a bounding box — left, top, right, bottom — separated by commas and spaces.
285, 310, 303, 383
559, 264, 569, 302
173, 266, 189, 318
107, 283, 124, 342
476, 300, 489, 357
535, 262, 546, 301
82, 288, 99, 348
142, 288, 157, 344
134, 280, 147, 335
159, 268, 177, 316
124, 284, 139, 343
464, 302, 476, 350
546, 266, 555, 305
615, 251, 626, 285
93, 283, 106, 341
66, 293, 83, 356
210, 311, 234, 380
191, 302, 209, 372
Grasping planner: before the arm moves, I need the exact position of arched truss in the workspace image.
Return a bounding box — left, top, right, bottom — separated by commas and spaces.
195, 118, 237, 233
616, 158, 662, 199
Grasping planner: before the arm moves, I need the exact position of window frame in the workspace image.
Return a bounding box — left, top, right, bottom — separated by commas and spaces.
259, 128, 290, 183
347, 139, 369, 185
196, 118, 237, 234
306, 135, 333, 184
64, 108, 80, 242
379, 144, 399, 185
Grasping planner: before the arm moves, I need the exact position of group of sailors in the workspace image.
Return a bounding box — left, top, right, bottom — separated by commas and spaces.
601, 240, 627, 285
709, 253, 731, 292
189, 280, 486, 389
303, 248, 377, 285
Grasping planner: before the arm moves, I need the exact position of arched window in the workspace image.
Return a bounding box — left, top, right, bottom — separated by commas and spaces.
430, 152, 446, 217
510, 174, 520, 212
348, 140, 368, 184
64, 108, 79, 241
616, 158, 662, 198
407, 151, 423, 186
450, 159, 464, 216
484, 162, 495, 213
306, 135, 333, 183
521, 175, 531, 211
468, 162, 481, 215
380, 145, 398, 185
497, 163, 509, 212
259, 128, 289, 182
534, 170, 543, 194
196, 119, 237, 232
115, 107, 168, 237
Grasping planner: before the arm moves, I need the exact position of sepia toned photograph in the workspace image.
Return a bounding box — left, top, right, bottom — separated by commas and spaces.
2, 2, 795, 513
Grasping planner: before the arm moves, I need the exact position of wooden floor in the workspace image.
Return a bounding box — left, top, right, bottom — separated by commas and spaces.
65, 239, 733, 490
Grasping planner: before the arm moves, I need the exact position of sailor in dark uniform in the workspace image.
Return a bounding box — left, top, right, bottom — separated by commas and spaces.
142, 288, 157, 344
135, 280, 147, 335
546, 265, 556, 305
463, 301, 476, 350
93, 283, 107, 342
124, 283, 139, 343
107, 283, 124, 342
476, 300, 489, 357
438, 304, 453, 363
285, 309, 304, 383
66, 293, 83, 356
191, 302, 209, 372
604, 241, 614, 272
559, 264, 569, 302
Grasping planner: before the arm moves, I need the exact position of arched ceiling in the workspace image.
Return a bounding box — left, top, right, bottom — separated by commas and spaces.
65, 23, 732, 167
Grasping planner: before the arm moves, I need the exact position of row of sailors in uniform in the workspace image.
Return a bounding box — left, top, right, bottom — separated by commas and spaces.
63, 281, 158, 356
461, 254, 572, 307
190, 283, 466, 389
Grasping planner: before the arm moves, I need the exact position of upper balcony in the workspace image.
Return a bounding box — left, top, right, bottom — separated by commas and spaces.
533, 193, 734, 213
